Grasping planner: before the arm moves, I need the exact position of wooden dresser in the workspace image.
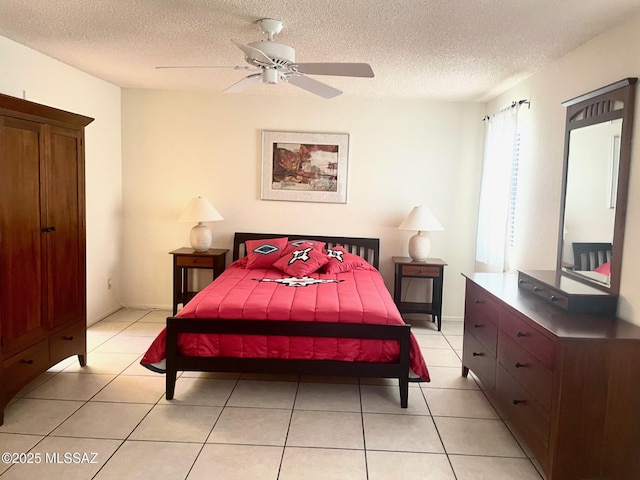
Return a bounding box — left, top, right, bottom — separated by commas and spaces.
462, 272, 640, 480
0, 93, 93, 425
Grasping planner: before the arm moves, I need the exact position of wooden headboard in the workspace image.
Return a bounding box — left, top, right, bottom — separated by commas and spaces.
233, 232, 380, 269
572, 242, 612, 271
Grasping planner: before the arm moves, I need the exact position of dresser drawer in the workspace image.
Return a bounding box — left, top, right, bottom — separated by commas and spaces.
495, 364, 550, 462
465, 282, 500, 324
498, 331, 553, 411
463, 332, 496, 390
3, 340, 49, 399
500, 308, 555, 371
402, 265, 440, 277
176, 255, 214, 267
50, 321, 85, 365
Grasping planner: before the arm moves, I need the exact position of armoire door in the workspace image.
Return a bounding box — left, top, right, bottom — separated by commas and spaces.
0, 116, 47, 357
43, 125, 86, 330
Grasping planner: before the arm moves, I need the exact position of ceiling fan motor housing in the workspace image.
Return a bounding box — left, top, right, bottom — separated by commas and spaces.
247, 41, 295, 67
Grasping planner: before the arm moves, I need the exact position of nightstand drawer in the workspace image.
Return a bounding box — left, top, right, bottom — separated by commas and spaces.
402, 265, 440, 277
176, 256, 215, 267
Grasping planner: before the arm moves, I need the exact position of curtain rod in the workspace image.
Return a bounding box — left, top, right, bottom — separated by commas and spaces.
482, 99, 530, 121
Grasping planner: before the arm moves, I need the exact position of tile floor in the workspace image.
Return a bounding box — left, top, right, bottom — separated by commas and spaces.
0, 309, 544, 479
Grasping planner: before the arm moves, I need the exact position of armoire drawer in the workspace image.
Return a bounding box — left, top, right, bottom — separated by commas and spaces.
498, 330, 553, 411
3, 340, 50, 398
50, 321, 85, 365
462, 332, 496, 390
500, 308, 555, 371
495, 363, 550, 461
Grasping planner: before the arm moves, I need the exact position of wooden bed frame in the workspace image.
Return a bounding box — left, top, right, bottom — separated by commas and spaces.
571, 242, 612, 271
165, 232, 413, 407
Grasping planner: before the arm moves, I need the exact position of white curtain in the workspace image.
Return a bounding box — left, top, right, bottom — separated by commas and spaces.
475, 104, 521, 272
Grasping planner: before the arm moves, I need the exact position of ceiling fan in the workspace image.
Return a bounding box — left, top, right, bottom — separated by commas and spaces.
157, 18, 374, 99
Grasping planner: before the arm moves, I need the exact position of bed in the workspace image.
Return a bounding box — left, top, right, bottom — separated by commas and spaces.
141, 232, 430, 408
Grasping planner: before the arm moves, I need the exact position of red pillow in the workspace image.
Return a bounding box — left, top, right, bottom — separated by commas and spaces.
593, 261, 611, 276
273, 246, 329, 277
245, 237, 288, 269
284, 239, 326, 253
323, 246, 373, 274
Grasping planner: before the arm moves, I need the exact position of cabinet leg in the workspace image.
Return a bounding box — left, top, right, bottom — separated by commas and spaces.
462, 365, 469, 377
78, 353, 87, 367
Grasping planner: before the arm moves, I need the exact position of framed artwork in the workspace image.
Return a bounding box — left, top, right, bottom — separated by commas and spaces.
261, 131, 349, 203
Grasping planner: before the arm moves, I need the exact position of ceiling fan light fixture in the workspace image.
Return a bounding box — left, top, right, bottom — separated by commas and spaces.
263, 68, 278, 84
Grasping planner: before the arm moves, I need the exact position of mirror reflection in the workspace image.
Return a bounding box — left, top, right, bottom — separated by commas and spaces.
561, 119, 621, 286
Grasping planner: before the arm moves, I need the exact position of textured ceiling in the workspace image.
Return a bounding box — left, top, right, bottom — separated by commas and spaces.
1, 0, 640, 102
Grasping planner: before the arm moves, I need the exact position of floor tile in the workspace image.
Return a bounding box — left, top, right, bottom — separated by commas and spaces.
445, 334, 463, 350
62, 352, 139, 375
360, 385, 429, 415
87, 333, 114, 352
24, 372, 115, 401
300, 375, 359, 384
423, 388, 498, 418
440, 321, 464, 336
413, 333, 454, 349
0, 433, 44, 474
52, 401, 152, 439
129, 404, 221, 442
157, 377, 236, 406
92, 335, 155, 354
91, 375, 166, 403
420, 365, 479, 390
294, 382, 361, 412
99, 308, 149, 324
226, 380, 298, 409
95, 440, 201, 480
449, 454, 543, 480
364, 413, 444, 453
120, 321, 166, 336
14, 372, 57, 397
187, 444, 282, 480
287, 410, 364, 449
279, 447, 366, 480
87, 321, 132, 335
367, 451, 456, 480
138, 309, 172, 323
420, 347, 462, 367
207, 406, 291, 446
0, 436, 121, 480
0, 399, 83, 435
119, 355, 165, 376
435, 417, 527, 457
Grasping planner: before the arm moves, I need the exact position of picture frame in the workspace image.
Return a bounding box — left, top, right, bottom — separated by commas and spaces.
261, 131, 349, 203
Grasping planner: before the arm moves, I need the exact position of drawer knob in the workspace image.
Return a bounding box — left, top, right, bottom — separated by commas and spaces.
549, 295, 558, 302
518, 279, 527, 285
516, 332, 528, 338
533, 286, 541, 292
63, 335, 74, 341
515, 362, 525, 368
474, 323, 482, 328
513, 399, 525, 405
21, 359, 34, 365
472, 352, 483, 357
474, 299, 485, 304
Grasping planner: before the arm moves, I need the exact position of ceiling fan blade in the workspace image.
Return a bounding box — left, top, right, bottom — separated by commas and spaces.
285, 74, 342, 99
223, 73, 262, 93
156, 65, 256, 71
231, 40, 275, 67
294, 63, 374, 78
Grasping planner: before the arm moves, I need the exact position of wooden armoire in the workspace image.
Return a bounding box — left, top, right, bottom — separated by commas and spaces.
0, 93, 93, 425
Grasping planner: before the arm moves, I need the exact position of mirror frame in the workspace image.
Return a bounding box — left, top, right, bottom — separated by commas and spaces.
557, 78, 637, 295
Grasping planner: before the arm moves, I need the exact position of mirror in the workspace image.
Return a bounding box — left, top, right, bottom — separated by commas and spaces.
557, 78, 637, 295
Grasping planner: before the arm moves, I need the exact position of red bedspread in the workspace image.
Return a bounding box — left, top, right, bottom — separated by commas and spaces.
141, 260, 429, 381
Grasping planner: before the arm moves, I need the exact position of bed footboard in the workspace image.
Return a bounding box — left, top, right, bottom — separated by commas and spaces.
165, 317, 412, 407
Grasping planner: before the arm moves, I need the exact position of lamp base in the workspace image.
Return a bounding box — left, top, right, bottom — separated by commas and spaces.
408, 231, 431, 262
190, 222, 212, 252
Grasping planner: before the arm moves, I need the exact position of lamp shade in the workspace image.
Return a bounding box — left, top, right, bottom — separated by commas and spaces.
179, 196, 223, 223
399, 205, 443, 262
179, 197, 223, 252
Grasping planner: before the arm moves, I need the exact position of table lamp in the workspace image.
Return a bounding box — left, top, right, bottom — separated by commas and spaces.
179, 196, 223, 251
399, 205, 443, 262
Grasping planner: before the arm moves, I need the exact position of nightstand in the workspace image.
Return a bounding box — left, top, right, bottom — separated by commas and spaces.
392, 257, 447, 331
170, 248, 228, 315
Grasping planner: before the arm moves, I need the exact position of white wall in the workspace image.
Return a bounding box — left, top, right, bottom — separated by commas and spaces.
488, 12, 640, 323
121, 89, 485, 319
0, 36, 123, 325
